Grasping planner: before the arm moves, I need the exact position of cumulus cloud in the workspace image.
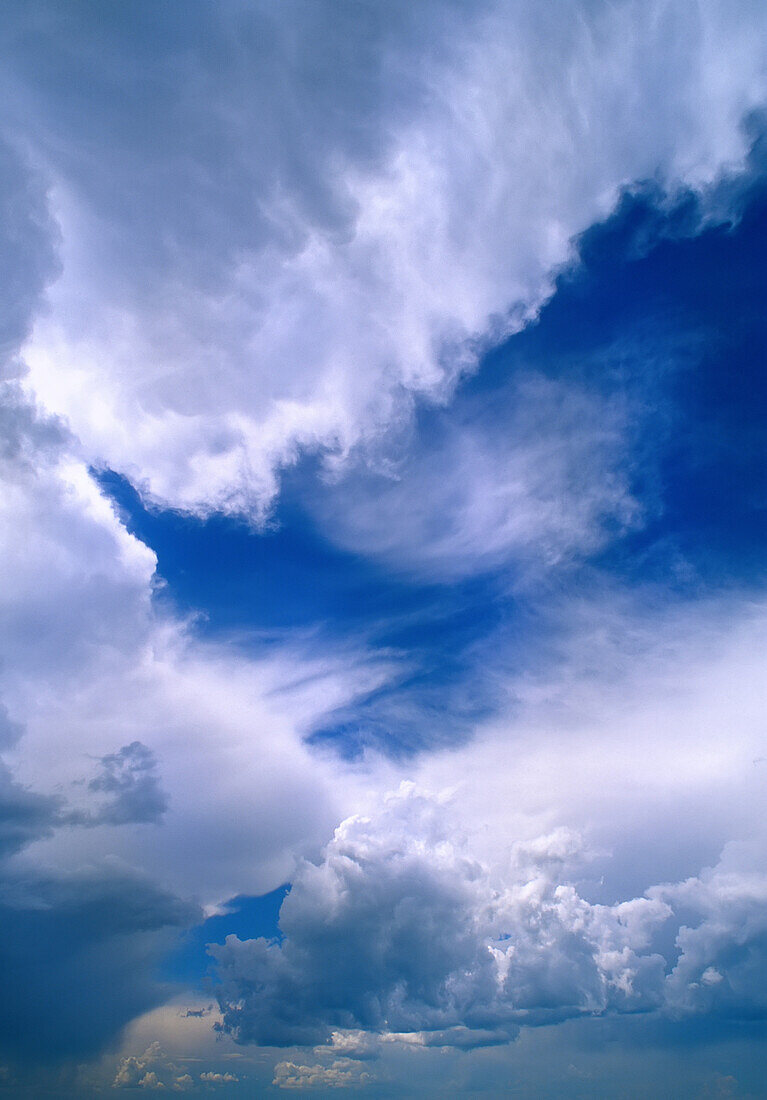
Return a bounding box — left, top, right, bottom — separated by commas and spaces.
658, 840, 767, 1018
212, 784, 671, 1048
112, 1042, 240, 1091
199, 1071, 239, 1086
6, 0, 765, 516
273, 1059, 372, 1091
213, 775, 767, 1053
113, 1043, 193, 1091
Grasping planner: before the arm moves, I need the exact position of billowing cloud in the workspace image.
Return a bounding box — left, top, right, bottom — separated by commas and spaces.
659, 840, 767, 1018
213, 782, 767, 1054
113, 1042, 195, 1091
5, 0, 765, 517
212, 784, 668, 1046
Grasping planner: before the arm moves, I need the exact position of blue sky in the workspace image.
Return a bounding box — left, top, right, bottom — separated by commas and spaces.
1, 2, 767, 1096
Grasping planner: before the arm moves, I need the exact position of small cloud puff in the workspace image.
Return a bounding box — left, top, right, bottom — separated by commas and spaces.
273, 1059, 372, 1091
79, 741, 169, 827
113, 1043, 238, 1091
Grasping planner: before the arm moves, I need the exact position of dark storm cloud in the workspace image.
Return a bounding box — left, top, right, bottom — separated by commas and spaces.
0, 862, 199, 1062
0, 740, 197, 1064
0, 761, 59, 860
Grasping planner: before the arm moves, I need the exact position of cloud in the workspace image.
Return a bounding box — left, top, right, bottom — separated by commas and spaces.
0, 134, 390, 912
212, 784, 672, 1048
199, 1071, 239, 1086
83, 741, 169, 827
0, 863, 198, 1062
112, 1042, 240, 1091
0, 138, 60, 360
113, 1043, 193, 1091
658, 839, 767, 1018
9, 0, 767, 517
0, 758, 59, 858
0, 7, 766, 1087
311, 371, 641, 580
0, 124, 393, 1070
213, 694, 767, 1053
272, 1059, 372, 1091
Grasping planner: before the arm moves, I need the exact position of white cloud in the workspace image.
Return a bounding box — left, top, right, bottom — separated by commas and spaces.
9, 0, 767, 517
658, 839, 767, 1017
212, 783, 671, 1046
0, 134, 394, 1067
0, 382, 386, 902
113, 1043, 213, 1092
273, 1059, 372, 1090
214, 777, 767, 1052
1, 7, 767, 1083
199, 1071, 239, 1086
211, 590, 767, 1050
0, 147, 385, 905
312, 372, 640, 579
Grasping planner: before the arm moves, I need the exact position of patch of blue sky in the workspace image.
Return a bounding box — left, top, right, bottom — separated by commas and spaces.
163, 886, 289, 990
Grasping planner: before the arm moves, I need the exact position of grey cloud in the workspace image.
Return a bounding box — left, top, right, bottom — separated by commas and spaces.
0, 703, 23, 749
0, 710, 164, 856
84, 740, 169, 826
0, 746, 194, 1064
211, 786, 670, 1049
0, 136, 66, 472
0, 863, 199, 1062
0, 137, 60, 362
0, 0, 469, 302
0, 760, 59, 859
213, 787, 767, 1052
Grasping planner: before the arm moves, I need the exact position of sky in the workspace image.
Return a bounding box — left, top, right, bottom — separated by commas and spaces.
0, 1, 766, 1096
